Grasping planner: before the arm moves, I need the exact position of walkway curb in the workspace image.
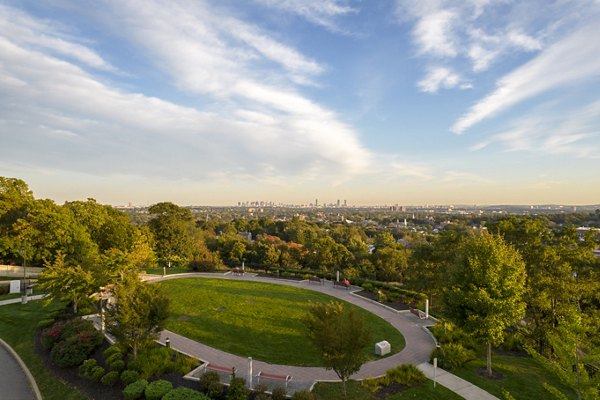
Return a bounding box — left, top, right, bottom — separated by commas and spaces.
0, 337, 43, 400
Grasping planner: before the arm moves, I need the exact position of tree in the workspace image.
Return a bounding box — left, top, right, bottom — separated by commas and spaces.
38, 253, 96, 314
304, 301, 371, 397
443, 233, 527, 377
148, 202, 197, 265
106, 275, 169, 359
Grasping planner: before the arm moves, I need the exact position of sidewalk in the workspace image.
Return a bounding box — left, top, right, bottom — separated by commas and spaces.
0, 338, 42, 400
152, 273, 500, 399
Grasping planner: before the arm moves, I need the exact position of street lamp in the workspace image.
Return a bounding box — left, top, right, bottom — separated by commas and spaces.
20, 248, 28, 304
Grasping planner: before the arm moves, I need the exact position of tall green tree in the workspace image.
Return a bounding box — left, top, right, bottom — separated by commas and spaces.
106, 276, 169, 359
148, 202, 197, 265
304, 301, 371, 398
443, 233, 527, 377
38, 253, 96, 314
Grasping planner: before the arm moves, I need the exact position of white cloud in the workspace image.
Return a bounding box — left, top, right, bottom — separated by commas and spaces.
417, 66, 469, 93
413, 9, 458, 57
252, 0, 357, 32
452, 23, 600, 134
0, 4, 117, 72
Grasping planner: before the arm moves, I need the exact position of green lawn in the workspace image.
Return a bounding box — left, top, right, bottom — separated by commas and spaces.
312, 379, 462, 400
453, 354, 578, 400
157, 278, 405, 366
0, 301, 87, 400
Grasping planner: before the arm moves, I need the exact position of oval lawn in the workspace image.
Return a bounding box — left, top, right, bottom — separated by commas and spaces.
157, 278, 405, 367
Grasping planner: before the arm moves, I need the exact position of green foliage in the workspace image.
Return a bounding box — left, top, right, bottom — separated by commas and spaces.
100, 370, 120, 386
430, 343, 476, 371
163, 387, 210, 400
108, 359, 125, 372
199, 370, 222, 396
46, 319, 103, 368
292, 390, 315, 400
252, 382, 268, 395
120, 370, 141, 386
127, 346, 198, 379
383, 364, 427, 386
103, 344, 123, 359
305, 301, 372, 392
443, 233, 527, 376
122, 379, 148, 400
227, 377, 249, 400
106, 275, 170, 359
79, 358, 98, 378
144, 379, 173, 400
271, 386, 287, 400
90, 366, 106, 382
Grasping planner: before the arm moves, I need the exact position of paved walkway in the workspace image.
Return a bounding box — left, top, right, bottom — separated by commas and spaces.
149, 272, 499, 399
0, 336, 42, 400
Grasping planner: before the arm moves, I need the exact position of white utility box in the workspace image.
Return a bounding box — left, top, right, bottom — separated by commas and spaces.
375, 340, 391, 356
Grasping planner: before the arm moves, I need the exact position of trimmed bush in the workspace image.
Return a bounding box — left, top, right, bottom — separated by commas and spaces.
430, 343, 476, 371
207, 381, 223, 398
108, 359, 126, 372
383, 364, 426, 387
199, 370, 222, 397
105, 351, 124, 365
90, 366, 106, 382
162, 387, 210, 400
103, 344, 123, 359
123, 379, 148, 400
252, 383, 268, 395
101, 370, 120, 386
272, 386, 287, 400
227, 377, 248, 400
79, 358, 98, 378
121, 370, 141, 386
128, 346, 198, 379
145, 379, 173, 400
49, 329, 103, 367
292, 390, 315, 400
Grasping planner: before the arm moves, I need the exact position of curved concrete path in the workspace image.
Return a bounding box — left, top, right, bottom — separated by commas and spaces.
0, 338, 42, 400
147, 272, 499, 399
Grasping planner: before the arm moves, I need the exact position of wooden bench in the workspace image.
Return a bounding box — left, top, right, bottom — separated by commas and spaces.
204, 363, 235, 374
410, 308, 426, 319
308, 276, 323, 285
333, 280, 350, 290
256, 371, 292, 389
231, 268, 245, 276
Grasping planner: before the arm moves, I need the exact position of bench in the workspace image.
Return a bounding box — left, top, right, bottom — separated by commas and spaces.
231, 268, 244, 276
256, 371, 292, 389
333, 280, 350, 290
204, 363, 235, 374
410, 308, 426, 319
308, 276, 323, 285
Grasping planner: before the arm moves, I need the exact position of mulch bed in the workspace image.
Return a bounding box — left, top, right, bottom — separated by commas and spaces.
35, 331, 123, 400
35, 332, 200, 400
374, 382, 411, 399
353, 290, 414, 311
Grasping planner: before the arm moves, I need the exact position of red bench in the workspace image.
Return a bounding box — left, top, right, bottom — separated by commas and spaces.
256, 371, 292, 388
204, 363, 235, 374
333, 280, 350, 290
309, 276, 323, 285
231, 268, 244, 276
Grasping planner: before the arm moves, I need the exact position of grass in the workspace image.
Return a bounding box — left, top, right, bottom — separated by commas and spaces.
453, 353, 578, 400
0, 301, 87, 400
0, 285, 44, 301
157, 278, 405, 366
143, 267, 197, 275
312, 379, 463, 400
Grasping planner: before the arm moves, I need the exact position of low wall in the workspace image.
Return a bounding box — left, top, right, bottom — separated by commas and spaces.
0, 265, 42, 278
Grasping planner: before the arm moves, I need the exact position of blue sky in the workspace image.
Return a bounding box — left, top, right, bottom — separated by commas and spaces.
1, 0, 599, 206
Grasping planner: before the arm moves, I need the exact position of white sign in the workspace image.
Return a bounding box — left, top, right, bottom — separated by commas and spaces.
9, 280, 20, 294
375, 340, 391, 356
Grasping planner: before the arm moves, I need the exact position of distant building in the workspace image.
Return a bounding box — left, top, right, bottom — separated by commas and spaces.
238, 231, 252, 241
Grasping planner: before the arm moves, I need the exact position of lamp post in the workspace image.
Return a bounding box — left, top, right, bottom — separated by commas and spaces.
20, 248, 27, 304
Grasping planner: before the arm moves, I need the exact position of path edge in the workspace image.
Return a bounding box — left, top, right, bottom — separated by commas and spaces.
0, 337, 43, 400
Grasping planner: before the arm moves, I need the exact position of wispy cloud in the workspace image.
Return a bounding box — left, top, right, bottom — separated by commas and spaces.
252, 0, 357, 33
452, 23, 600, 134
417, 66, 471, 93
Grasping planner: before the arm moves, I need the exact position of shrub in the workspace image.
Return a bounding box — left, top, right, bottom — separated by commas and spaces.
105, 351, 124, 365
121, 370, 141, 386
145, 379, 173, 400
292, 390, 315, 400
227, 377, 248, 400
199, 370, 220, 391
103, 344, 123, 359
129, 346, 198, 379
50, 330, 103, 368
123, 379, 148, 400
207, 381, 223, 398
90, 366, 106, 382
79, 358, 98, 378
41, 322, 63, 350
109, 359, 126, 372
37, 319, 55, 329
162, 387, 210, 400
252, 383, 268, 395
430, 343, 476, 371
361, 282, 374, 292
101, 370, 120, 386
383, 365, 426, 387
254, 394, 270, 400
271, 386, 287, 400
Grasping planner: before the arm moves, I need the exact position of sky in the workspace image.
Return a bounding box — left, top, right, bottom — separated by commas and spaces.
1, 0, 599, 206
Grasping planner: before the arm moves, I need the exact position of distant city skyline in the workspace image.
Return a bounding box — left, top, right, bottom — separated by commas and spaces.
1, 1, 599, 206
